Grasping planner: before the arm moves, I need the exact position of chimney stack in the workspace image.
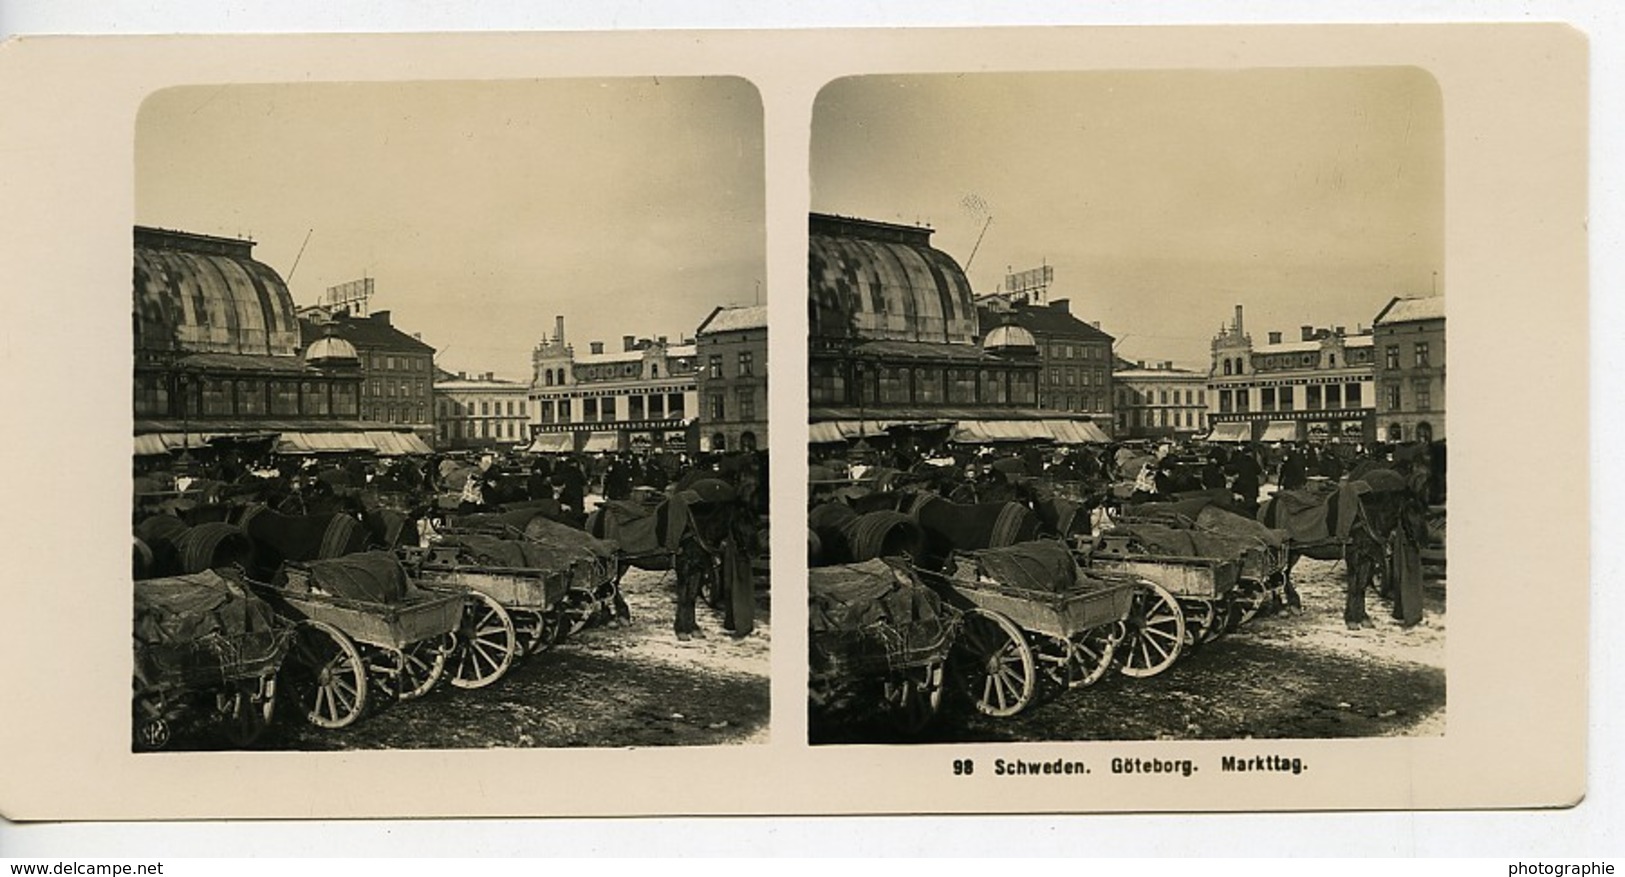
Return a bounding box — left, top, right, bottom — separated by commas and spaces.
1269, 331, 1282, 344
590, 341, 604, 355
1051, 298, 1071, 314
1335, 326, 1346, 336
1234, 305, 1244, 334
1162, 361, 1173, 370
1301, 325, 1314, 342
657, 335, 668, 345
623, 335, 636, 352
371, 310, 392, 326
555, 315, 565, 345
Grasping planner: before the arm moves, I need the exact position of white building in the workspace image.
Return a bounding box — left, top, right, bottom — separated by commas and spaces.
433, 373, 531, 451
528, 315, 699, 454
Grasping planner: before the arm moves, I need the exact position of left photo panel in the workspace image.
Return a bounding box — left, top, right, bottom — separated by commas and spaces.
129, 77, 770, 752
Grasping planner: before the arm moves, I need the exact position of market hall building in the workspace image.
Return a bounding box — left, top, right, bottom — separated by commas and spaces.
132, 226, 432, 460
807, 213, 1106, 448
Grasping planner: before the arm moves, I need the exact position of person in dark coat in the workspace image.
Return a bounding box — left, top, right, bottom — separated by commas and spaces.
1226, 445, 1264, 512
553, 457, 588, 514
527, 458, 554, 502
604, 455, 633, 502
1278, 447, 1308, 491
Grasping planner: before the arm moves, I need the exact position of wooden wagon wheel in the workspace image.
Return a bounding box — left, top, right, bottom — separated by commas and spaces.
882, 660, 945, 734
132, 692, 171, 751
1180, 598, 1220, 647
510, 609, 564, 656
1069, 622, 1124, 689
218, 675, 277, 747
1118, 581, 1186, 678
951, 608, 1037, 717
449, 592, 517, 689
285, 619, 368, 729
369, 634, 452, 702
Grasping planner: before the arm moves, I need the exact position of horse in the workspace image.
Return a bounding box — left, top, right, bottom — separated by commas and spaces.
1258, 470, 1414, 628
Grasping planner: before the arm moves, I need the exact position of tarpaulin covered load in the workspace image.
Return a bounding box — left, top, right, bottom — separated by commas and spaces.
1104, 517, 1284, 580
953, 540, 1083, 594
522, 514, 618, 562
809, 558, 952, 679
133, 570, 287, 690
279, 551, 411, 604
589, 497, 689, 557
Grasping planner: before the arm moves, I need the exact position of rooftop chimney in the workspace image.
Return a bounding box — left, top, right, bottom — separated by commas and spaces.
1234, 305, 1244, 334
1162, 361, 1173, 370
1090, 321, 1101, 329
555, 315, 565, 345
657, 335, 668, 345
1269, 331, 1282, 344
1137, 360, 1146, 369
1051, 298, 1071, 314
623, 335, 636, 352
1335, 326, 1346, 336
590, 341, 605, 355
1301, 325, 1314, 342
371, 310, 392, 326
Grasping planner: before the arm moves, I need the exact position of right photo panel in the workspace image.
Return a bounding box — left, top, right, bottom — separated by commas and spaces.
806, 70, 1447, 745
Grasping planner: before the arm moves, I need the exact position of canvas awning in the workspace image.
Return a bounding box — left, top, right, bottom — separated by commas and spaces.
1042, 419, 1111, 444
1207, 422, 1253, 443
133, 433, 214, 456
1260, 421, 1299, 443
527, 433, 574, 454
273, 430, 432, 456
363, 431, 433, 456
807, 420, 893, 444
581, 432, 620, 453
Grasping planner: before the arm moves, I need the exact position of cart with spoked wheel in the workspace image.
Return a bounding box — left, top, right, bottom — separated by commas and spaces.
809, 558, 957, 736
133, 570, 295, 750
396, 539, 584, 662
924, 541, 1140, 718
250, 551, 470, 729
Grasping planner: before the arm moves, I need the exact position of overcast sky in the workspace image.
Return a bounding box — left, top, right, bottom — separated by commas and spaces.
811, 68, 1443, 368
137, 77, 764, 379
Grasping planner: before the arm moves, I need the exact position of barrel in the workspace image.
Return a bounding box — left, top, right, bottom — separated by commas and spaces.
175, 522, 253, 574
134, 513, 188, 548
317, 514, 366, 559
840, 510, 925, 562
807, 502, 858, 531
989, 502, 1036, 548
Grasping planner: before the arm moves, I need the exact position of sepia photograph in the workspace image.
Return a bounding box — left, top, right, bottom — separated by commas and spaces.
128, 77, 771, 752
805, 69, 1449, 745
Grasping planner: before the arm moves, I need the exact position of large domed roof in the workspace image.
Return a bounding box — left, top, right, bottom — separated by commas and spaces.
983, 324, 1037, 351
808, 213, 978, 345
133, 226, 300, 357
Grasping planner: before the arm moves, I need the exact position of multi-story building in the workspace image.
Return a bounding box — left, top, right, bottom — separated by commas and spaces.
1113, 361, 1209, 440
133, 225, 427, 457
808, 213, 1103, 447
976, 295, 1115, 428
1373, 296, 1446, 443
695, 304, 768, 452
298, 307, 437, 445
432, 373, 532, 451
1205, 305, 1377, 445
528, 316, 700, 454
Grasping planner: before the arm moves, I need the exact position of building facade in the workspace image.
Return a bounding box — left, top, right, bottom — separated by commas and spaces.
528, 316, 700, 454
976, 296, 1115, 427
809, 213, 1077, 447
298, 308, 437, 444
695, 304, 768, 452
1113, 362, 1209, 440
1373, 296, 1446, 443
133, 226, 383, 457
1206, 305, 1377, 444
433, 374, 532, 451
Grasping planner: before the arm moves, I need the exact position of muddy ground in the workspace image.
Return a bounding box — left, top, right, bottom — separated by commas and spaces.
164, 567, 771, 752
810, 556, 1446, 744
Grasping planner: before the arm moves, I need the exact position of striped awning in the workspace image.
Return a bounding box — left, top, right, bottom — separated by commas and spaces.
274, 431, 431, 456
527, 433, 574, 454
808, 420, 893, 444
581, 432, 620, 453
1207, 422, 1253, 443
1260, 421, 1299, 443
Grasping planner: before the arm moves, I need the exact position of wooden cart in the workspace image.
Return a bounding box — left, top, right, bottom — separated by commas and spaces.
253, 563, 467, 729
133, 573, 294, 750
928, 547, 1139, 718
402, 542, 575, 664
809, 559, 957, 735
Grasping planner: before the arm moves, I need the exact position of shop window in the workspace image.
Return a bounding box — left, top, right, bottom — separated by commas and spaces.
1306, 385, 1322, 410
1279, 386, 1294, 412
1346, 383, 1363, 408
602, 396, 617, 421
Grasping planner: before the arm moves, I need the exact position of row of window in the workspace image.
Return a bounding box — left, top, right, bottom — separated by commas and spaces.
1217, 383, 1365, 414
706, 388, 759, 423
367, 378, 430, 400
1383, 342, 1433, 370
1044, 367, 1107, 388
1221, 347, 1376, 376
439, 399, 529, 418
536, 393, 689, 425
438, 419, 524, 441
134, 375, 360, 420
1117, 407, 1205, 430
809, 362, 1039, 408
1119, 387, 1207, 407
364, 352, 428, 373
1384, 381, 1435, 412
706, 352, 756, 380
1045, 343, 1106, 361
366, 403, 428, 424
1038, 391, 1106, 412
